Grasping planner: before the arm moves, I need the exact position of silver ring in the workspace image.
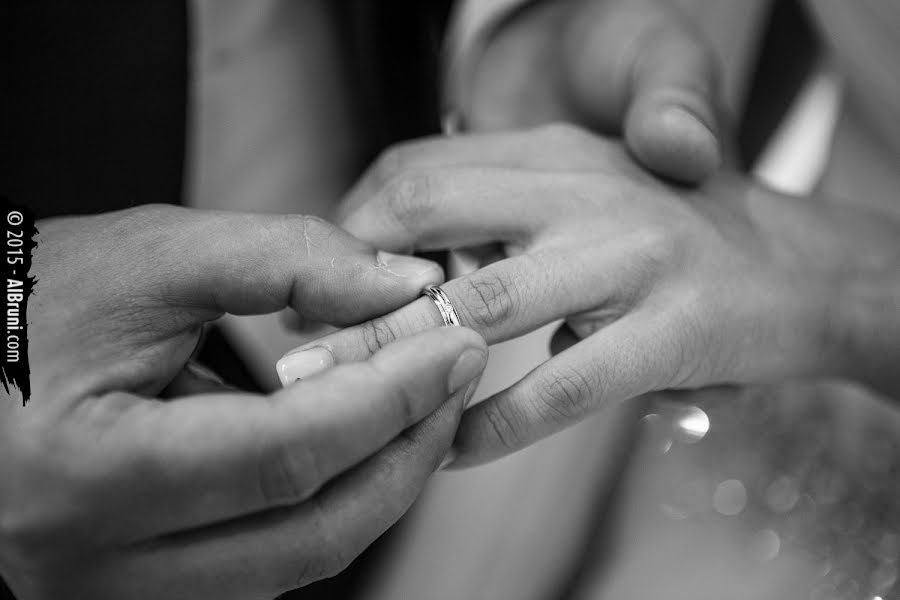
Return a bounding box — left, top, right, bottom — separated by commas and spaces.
421, 284, 461, 327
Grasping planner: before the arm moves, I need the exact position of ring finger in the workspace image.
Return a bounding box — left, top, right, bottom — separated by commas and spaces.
276, 243, 645, 384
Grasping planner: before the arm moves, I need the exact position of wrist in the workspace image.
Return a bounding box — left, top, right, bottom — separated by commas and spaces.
734, 181, 900, 394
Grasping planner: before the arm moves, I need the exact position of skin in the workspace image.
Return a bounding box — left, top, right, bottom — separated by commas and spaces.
347, 4, 779, 598
192, 0, 734, 216
1, 3, 755, 594
2, 205, 488, 599
191, 0, 744, 387
451, 0, 726, 183
284, 124, 900, 467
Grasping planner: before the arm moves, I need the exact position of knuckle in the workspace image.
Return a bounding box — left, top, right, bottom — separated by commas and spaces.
532, 366, 596, 421
291, 504, 353, 588
373, 144, 413, 182
480, 402, 526, 452
381, 169, 437, 234
258, 434, 322, 506
358, 316, 400, 356
458, 270, 520, 329
628, 225, 683, 279
358, 360, 421, 428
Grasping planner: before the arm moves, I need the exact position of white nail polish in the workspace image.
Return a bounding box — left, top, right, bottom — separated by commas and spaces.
275, 347, 334, 387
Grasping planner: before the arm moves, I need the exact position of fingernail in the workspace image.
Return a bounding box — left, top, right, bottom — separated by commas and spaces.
438, 447, 458, 471
376, 251, 443, 282
185, 361, 225, 385
275, 347, 334, 387
447, 348, 487, 396
660, 105, 716, 140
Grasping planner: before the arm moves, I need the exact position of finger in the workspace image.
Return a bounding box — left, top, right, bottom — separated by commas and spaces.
563, 0, 721, 183
623, 21, 721, 184
278, 308, 338, 337
341, 164, 577, 253
78, 326, 486, 542
109, 380, 471, 599
277, 243, 648, 382
338, 126, 610, 222
452, 310, 677, 466
128, 206, 444, 326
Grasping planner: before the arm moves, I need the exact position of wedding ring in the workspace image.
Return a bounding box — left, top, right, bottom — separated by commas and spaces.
421, 284, 461, 327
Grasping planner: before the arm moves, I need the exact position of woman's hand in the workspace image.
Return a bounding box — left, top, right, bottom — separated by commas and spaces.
453, 0, 723, 183
282, 125, 900, 466
4, 205, 487, 599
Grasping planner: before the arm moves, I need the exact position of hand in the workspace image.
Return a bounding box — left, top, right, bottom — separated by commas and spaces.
453, 0, 723, 184
4, 205, 487, 599
283, 125, 900, 466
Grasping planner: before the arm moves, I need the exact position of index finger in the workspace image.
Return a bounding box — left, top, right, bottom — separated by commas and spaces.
118, 374, 473, 597
65, 205, 444, 326
75, 326, 485, 544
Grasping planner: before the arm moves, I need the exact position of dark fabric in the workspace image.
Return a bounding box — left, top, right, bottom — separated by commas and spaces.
737, 0, 819, 170
1, 3, 186, 596
332, 0, 453, 162
2, 0, 188, 220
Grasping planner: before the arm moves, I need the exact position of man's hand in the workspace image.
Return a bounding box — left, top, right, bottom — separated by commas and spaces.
455, 0, 722, 183
283, 125, 900, 467
3, 205, 487, 599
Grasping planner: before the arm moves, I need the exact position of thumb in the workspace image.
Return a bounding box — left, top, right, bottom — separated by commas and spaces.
563, 0, 721, 184
34, 206, 445, 396
122, 206, 444, 326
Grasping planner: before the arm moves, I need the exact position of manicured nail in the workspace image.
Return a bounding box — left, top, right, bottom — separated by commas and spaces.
447, 348, 487, 397
376, 251, 443, 281
275, 347, 334, 387
438, 447, 458, 471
